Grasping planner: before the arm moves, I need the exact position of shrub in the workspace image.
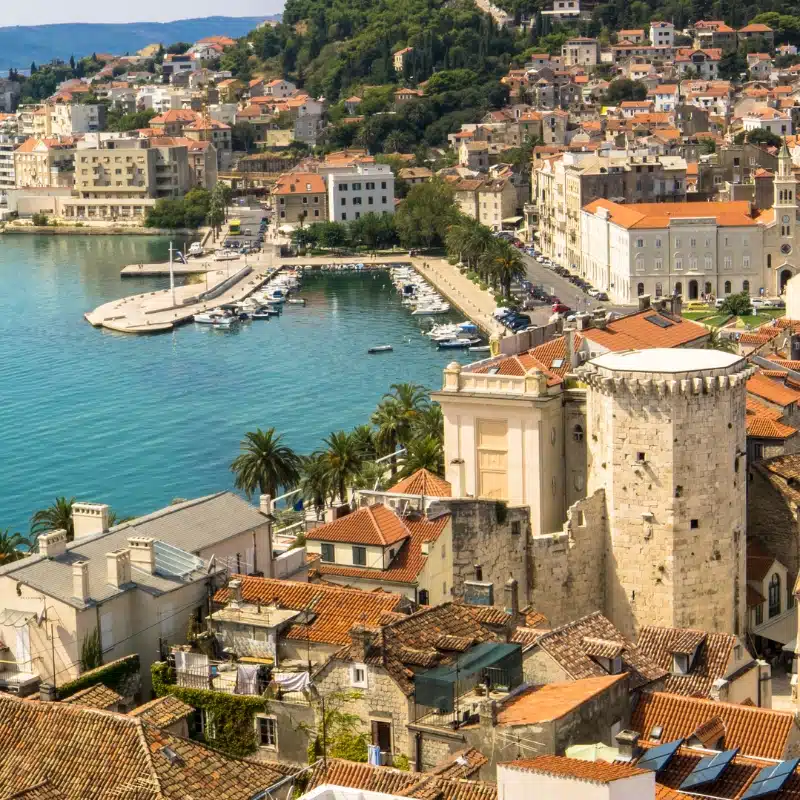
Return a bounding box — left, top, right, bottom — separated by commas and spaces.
32, 212, 48, 226
721, 291, 752, 317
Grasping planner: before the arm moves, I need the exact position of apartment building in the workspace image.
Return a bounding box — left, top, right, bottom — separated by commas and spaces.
13, 137, 75, 189
649, 20, 675, 46
327, 164, 395, 222
478, 177, 518, 231
183, 118, 232, 169
0, 134, 23, 202
0, 78, 20, 113
50, 103, 106, 136
560, 37, 599, 67
273, 171, 328, 224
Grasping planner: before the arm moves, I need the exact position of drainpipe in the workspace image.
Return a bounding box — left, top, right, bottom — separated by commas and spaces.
414, 731, 423, 773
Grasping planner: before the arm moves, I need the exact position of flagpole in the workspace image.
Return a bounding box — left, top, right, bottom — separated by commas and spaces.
169, 241, 175, 306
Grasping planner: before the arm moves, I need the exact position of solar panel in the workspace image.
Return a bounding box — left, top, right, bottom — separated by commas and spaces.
645, 313, 674, 328
741, 758, 800, 800
637, 739, 683, 773
680, 748, 739, 791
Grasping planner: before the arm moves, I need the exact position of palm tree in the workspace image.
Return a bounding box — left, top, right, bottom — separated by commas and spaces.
398, 436, 444, 478
463, 221, 495, 276
0, 530, 33, 564
411, 403, 444, 444
31, 496, 76, 541
372, 383, 430, 473
230, 428, 301, 500
351, 460, 389, 492
705, 329, 738, 354
351, 424, 378, 460
321, 430, 365, 503
480, 239, 526, 298
299, 452, 332, 520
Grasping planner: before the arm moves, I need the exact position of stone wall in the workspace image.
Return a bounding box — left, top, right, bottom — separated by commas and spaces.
584, 359, 750, 638
528, 490, 606, 627
431, 499, 531, 608
748, 466, 800, 578
410, 725, 468, 771
522, 649, 573, 685
250, 698, 315, 766
313, 658, 414, 757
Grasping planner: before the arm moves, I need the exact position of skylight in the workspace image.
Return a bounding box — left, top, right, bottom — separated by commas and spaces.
644, 314, 674, 328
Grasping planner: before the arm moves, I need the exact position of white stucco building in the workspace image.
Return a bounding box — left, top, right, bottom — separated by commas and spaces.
327, 164, 395, 222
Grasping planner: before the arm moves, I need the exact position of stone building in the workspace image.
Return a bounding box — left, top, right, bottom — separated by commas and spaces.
435, 335, 752, 639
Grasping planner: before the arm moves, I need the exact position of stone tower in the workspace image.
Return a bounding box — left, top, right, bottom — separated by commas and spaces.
582, 349, 752, 638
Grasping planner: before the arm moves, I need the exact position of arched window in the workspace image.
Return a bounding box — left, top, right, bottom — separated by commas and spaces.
724, 280, 731, 293
769, 573, 781, 618
637, 282, 644, 296
743, 279, 750, 292
573, 424, 584, 442
675, 282, 683, 295
704, 281, 712, 296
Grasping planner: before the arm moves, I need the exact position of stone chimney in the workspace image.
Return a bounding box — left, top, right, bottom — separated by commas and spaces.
670, 293, 683, 317
72, 561, 90, 603
575, 312, 591, 331
259, 494, 272, 516
615, 730, 641, 761
127, 536, 155, 574
106, 549, 132, 588
228, 578, 243, 608
638, 293, 651, 311
592, 309, 608, 330
565, 328, 578, 369
349, 624, 374, 661
39, 683, 57, 702
504, 577, 520, 619
710, 677, 730, 702
39, 530, 67, 559
72, 502, 110, 539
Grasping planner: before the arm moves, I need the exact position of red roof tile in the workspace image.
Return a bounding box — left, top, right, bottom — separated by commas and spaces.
388, 469, 451, 497
307, 504, 412, 546
501, 756, 648, 783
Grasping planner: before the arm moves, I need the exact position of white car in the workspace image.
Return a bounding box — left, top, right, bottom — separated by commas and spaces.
587, 288, 600, 298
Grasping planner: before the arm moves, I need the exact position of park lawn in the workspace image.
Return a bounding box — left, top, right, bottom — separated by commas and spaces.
737, 313, 782, 327
681, 310, 714, 320
701, 314, 733, 328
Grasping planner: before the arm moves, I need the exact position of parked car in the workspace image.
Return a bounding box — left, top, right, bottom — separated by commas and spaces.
553, 302, 571, 314
595, 292, 609, 302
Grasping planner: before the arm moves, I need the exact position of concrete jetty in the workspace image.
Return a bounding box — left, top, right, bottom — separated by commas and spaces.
120, 260, 220, 277
85, 264, 275, 334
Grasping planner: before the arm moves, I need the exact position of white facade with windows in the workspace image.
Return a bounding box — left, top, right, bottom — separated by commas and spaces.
326, 164, 395, 222
582, 143, 800, 302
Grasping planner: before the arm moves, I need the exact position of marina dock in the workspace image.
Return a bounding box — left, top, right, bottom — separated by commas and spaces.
85, 265, 275, 334
120, 260, 218, 277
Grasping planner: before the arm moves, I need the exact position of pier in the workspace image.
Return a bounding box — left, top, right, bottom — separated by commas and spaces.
120, 260, 219, 277
85, 265, 274, 334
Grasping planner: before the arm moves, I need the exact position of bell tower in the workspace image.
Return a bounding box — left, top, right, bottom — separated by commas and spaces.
774, 139, 798, 293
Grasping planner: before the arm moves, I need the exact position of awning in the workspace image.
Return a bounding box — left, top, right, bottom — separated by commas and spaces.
783, 637, 796, 654
0, 610, 34, 628
502, 216, 523, 224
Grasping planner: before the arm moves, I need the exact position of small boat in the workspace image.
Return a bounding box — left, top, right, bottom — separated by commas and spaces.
287, 298, 307, 305
412, 304, 451, 316
214, 251, 240, 262
251, 308, 273, 320
368, 345, 393, 354
194, 310, 235, 326
468, 345, 491, 353
438, 338, 480, 349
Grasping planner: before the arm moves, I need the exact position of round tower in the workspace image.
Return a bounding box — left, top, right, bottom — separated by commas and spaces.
582, 349, 752, 638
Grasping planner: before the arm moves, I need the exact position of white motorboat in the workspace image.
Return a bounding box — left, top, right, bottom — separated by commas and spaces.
194, 309, 235, 326
287, 298, 307, 305
214, 251, 240, 262
412, 303, 451, 316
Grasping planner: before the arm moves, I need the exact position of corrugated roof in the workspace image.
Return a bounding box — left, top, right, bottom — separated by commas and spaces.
631, 692, 795, 759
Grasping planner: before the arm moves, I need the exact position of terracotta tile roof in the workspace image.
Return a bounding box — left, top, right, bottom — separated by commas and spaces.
584, 309, 709, 351
315, 513, 449, 585
150, 109, 198, 125
655, 785, 694, 800
0, 693, 284, 799
214, 575, 403, 645
273, 172, 327, 195
747, 415, 797, 439
691, 714, 726, 747
308, 504, 413, 547
746, 397, 783, 420
748, 538, 780, 582
306, 758, 496, 800
496, 675, 626, 725
747, 372, 800, 407
511, 627, 545, 646
501, 756, 648, 783
463, 605, 512, 626
584, 198, 757, 229
60, 683, 123, 710
429, 748, 489, 779
631, 692, 795, 759
535, 611, 666, 690
128, 695, 194, 727
636, 626, 739, 698
747, 584, 766, 607
4, 781, 67, 800
388, 469, 451, 497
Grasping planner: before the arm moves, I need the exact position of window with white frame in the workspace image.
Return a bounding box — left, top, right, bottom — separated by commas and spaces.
675, 237, 681, 248
674, 256, 683, 271
704, 255, 712, 271
689, 256, 697, 271
724, 256, 732, 270
256, 716, 277, 748
743, 255, 750, 269
351, 663, 368, 688
690, 238, 696, 248
635, 257, 644, 272
655, 237, 662, 248
654, 258, 663, 271
636, 238, 644, 248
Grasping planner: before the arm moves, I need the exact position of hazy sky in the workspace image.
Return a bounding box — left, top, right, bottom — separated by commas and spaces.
1, 1, 282, 26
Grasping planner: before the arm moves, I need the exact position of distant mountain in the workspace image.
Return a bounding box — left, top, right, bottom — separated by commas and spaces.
0, 15, 282, 70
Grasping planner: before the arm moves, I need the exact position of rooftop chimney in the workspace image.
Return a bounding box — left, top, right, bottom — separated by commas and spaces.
259, 494, 272, 516
127, 536, 155, 574
504, 577, 520, 619
638, 293, 651, 311
349, 623, 375, 661
564, 328, 578, 369
72, 561, 90, 603
106, 549, 132, 589
615, 730, 642, 762
575, 312, 591, 331
72, 502, 110, 539
228, 578, 243, 608
39, 530, 67, 559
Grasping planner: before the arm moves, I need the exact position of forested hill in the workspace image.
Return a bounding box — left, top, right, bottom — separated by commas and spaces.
0, 16, 280, 69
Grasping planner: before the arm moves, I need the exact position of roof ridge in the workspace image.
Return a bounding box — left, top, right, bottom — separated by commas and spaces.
132, 718, 166, 798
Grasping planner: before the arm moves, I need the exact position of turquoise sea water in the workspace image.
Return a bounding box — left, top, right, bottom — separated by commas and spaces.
0, 235, 473, 532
